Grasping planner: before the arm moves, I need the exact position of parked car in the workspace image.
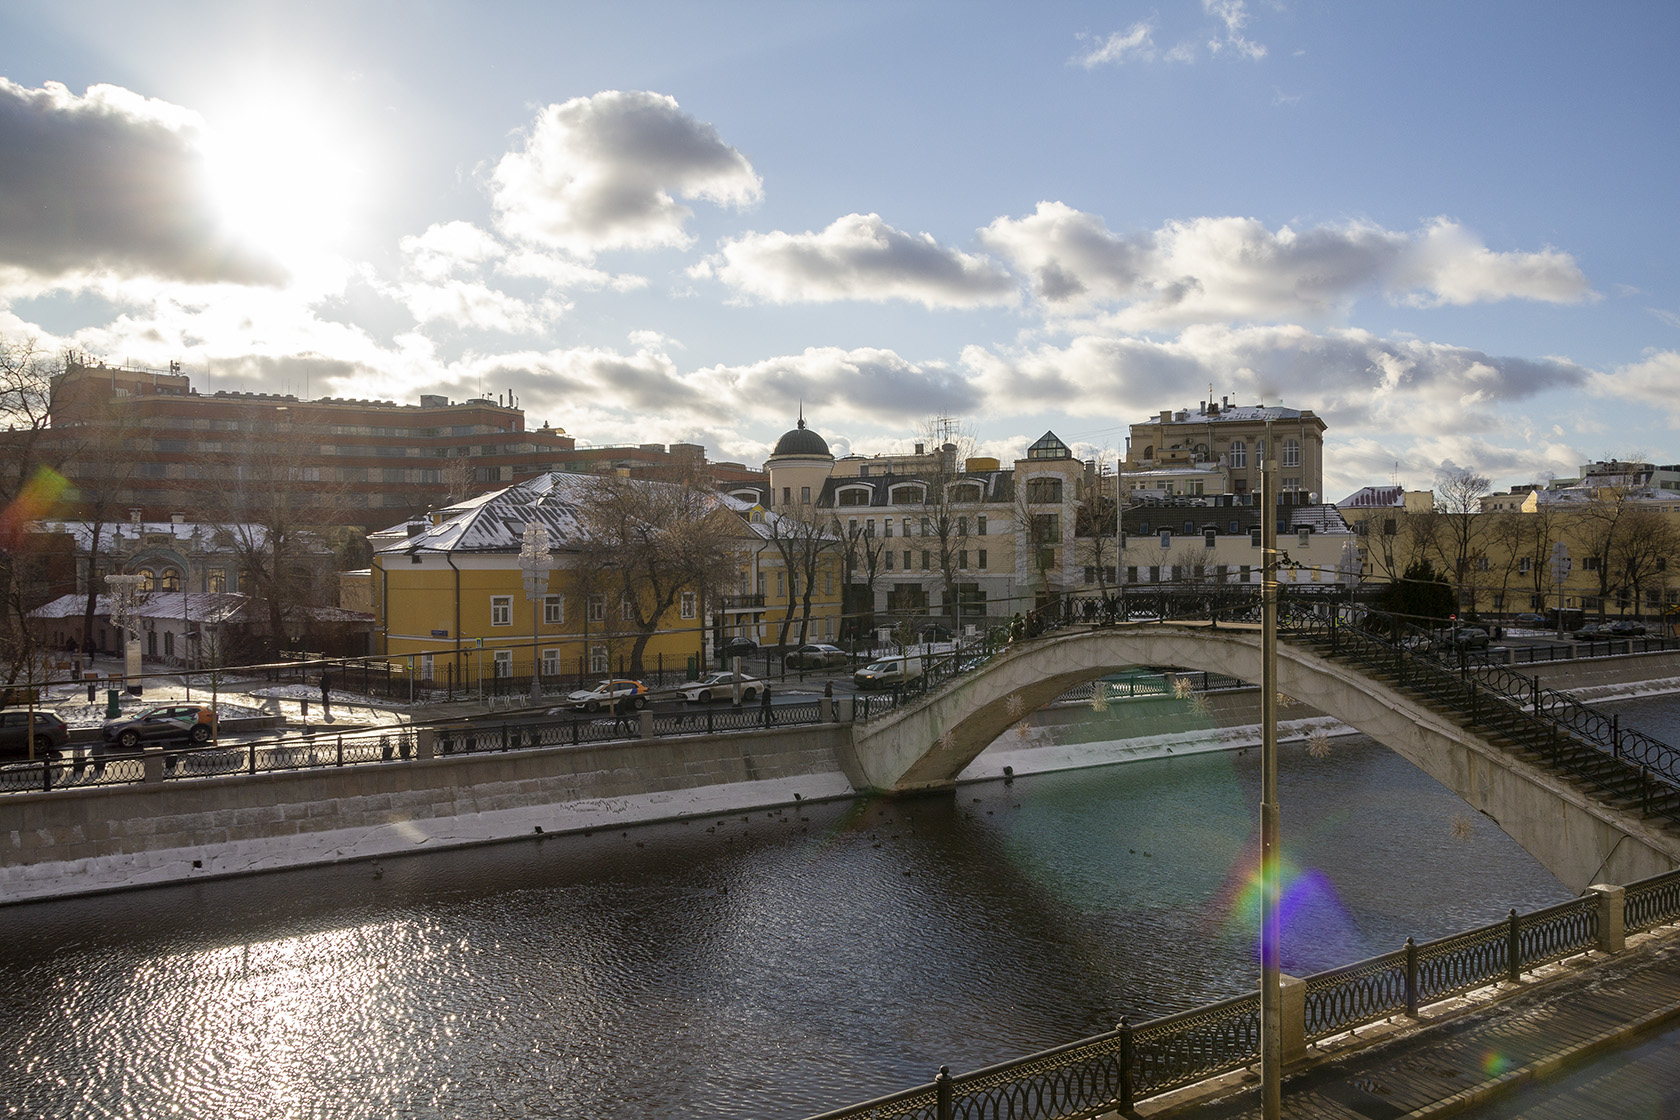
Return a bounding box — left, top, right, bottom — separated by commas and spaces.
917, 625, 954, 643
1571, 624, 1609, 642
783, 644, 847, 670
720, 637, 759, 660
1434, 626, 1489, 649
0, 709, 70, 763
562, 679, 648, 712
1512, 613, 1548, 628
853, 655, 925, 691
101, 704, 218, 750
1607, 620, 1647, 636
678, 672, 762, 704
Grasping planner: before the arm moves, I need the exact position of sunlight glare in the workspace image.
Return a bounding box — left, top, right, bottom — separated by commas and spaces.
203, 91, 364, 266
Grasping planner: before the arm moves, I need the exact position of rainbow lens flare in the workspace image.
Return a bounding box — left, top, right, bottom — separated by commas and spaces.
0, 467, 68, 548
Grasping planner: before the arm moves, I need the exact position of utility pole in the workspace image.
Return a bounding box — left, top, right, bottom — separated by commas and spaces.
1260, 436, 1282, 1120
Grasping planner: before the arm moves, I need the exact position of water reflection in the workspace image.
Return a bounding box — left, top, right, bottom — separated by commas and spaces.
0, 732, 1590, 1119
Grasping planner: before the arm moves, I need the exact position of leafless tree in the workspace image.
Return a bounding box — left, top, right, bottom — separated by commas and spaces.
1609, 507, 1680, 619
759, 504, 836, 648
833, 516, 888, 643
1431, 466, 1491, 610
916, 419, 982, 628
577, 474, 738, 675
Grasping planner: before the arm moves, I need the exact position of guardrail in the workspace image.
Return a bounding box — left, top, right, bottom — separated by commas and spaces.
806, 868, 1680, 1120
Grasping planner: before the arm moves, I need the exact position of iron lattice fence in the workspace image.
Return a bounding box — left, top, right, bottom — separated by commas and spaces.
810, 869, 1680, 1120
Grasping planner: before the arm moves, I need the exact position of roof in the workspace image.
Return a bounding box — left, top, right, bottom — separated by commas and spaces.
769, 418, 831, 459
379, 472, 745, 555
32, 520, 332, 554
1337, 485, 1407, 509
29, 591, 372, 625
1025, 431, 1071, 460
1143, 405, 1316, 425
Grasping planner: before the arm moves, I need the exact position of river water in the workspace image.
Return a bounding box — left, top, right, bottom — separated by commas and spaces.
1, 695, 1676, 1120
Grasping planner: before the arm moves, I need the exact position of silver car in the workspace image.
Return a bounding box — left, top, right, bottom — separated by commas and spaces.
678, 672, 762, 703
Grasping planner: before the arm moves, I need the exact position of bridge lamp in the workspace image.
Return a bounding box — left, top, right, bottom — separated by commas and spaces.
520, 523, 553, 701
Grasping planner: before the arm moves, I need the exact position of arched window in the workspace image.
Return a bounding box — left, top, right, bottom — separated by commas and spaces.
139, 568, 157, 591
161, 568, 181, 592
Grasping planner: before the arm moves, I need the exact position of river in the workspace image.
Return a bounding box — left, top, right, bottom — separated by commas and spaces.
0, 695, 1675, 1119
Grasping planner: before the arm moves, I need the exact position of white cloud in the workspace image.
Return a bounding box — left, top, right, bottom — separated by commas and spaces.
1590, 350, 1680, 427
695, 213, 1015, 309
1074, 22, 1158, 68
0, 79, 283, 286
398, 221, 506, 283
979, 204, 1593, 328
1205, 0, 1267, 61
490, 90, 762, 257
691, 347, 982, 425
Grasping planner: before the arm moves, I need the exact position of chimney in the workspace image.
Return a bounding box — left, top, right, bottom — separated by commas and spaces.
914, 442, 925, 455
1160, 410, 1172, 423
170, 512, 185, 525
129, 509, 143, 526
406, 521, 426, 538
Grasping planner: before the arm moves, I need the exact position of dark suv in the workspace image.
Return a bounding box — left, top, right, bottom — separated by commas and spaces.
0, 710, 70, 763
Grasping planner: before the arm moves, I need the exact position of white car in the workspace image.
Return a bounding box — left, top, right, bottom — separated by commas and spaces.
678, 672, 762, 704
561, 679, 648, 712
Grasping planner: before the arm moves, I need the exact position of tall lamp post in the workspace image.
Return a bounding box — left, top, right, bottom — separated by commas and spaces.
1260, 440, 1282, 1119
519, 523, 553, 702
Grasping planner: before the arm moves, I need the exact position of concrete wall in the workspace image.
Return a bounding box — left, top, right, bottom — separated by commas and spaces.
2, 724, 854, 903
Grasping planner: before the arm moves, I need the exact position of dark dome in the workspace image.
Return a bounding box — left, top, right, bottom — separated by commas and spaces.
771, 418, 830, 458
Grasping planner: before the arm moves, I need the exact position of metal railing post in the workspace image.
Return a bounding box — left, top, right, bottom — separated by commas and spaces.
248, 739, 256, 775
1119, 1017, 1134, 1111
337, 735, 344, 767
1507, 909, 1521, 981
935, 1064, 953, 1120
1613, 714, 1621, 760
1404, 938, 1418, 1016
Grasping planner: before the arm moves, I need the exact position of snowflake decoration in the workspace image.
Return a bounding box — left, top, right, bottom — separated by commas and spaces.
1089, 681, 1110, 713
1306, 730, 1333, 759
1014, 720, 1032, 739
1004, 693, 1024, 718
1189, 692, 1211, 716
1172, 676, 1195, 700
1450, 816, 1476, 842
935, 730, 955, 754
1277, 692, 1297, 709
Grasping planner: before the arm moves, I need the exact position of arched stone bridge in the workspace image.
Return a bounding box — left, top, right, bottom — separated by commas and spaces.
841, 623, 1680, 893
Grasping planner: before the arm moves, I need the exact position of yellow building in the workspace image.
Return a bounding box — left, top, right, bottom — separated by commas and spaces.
370, 474, 843, 691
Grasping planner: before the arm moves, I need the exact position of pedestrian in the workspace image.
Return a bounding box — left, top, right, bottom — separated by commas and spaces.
320, 669, 332, 718
613, 694, 635, 737
760, 681, 773, 727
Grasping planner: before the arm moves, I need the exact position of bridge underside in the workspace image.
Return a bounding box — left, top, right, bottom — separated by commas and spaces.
845, 625, 1680, 893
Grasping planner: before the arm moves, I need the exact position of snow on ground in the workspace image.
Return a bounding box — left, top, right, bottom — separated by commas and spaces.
53, 699, 270, 729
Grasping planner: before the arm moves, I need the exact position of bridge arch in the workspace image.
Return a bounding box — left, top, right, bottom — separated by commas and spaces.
845, 625, 1680, 892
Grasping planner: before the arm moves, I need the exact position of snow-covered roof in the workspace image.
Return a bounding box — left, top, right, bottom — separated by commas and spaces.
28, 591, 372, 625
1337, 485, 1406, 509
32, 520, 331, 554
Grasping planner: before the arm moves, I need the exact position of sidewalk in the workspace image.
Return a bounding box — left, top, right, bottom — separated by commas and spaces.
1155, 927, 1680, 1119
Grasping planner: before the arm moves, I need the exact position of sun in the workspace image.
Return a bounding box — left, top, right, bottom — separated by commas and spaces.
201, 91, 365, 266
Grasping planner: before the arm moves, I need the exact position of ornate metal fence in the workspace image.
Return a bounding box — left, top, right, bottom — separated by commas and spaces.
809, 870, 1680, 1120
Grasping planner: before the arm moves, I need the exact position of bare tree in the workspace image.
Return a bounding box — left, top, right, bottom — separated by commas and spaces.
1012, 479, 1061, 608
192, 408, 340, 652
578, 475, 738, 675
0, 339, 71, 685
1074, 452, 1120, 592
1431, 466, 1491, 611
916, 419, 981, 629
1577, 483, 1641, 617
833, 516, 888, 644
1609, 507, 1680, 619
760, 504, 837, 648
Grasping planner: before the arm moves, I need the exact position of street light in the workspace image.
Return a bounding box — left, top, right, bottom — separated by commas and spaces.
519, 522, 553, 701
1260, 438, 1281, 1120
105, 573, 147, 709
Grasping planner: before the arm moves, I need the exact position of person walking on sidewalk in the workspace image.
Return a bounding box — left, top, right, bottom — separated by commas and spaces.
760, 681, 773, 727
320, 670, 333, 719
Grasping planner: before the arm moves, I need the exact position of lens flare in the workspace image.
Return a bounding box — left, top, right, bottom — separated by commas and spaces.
1215, 849, 1361, 972
0, 467, 68, 548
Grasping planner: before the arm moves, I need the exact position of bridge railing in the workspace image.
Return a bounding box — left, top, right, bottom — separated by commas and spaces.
808, 870, 1679, 1120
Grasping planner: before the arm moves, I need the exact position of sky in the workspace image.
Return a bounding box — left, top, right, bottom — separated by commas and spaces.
2, 0, 1677, 501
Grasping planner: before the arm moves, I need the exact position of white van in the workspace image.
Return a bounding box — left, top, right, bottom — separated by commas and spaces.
853, 655, 924, 690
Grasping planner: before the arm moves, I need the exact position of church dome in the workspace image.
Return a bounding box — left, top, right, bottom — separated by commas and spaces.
771, 418, 830, 458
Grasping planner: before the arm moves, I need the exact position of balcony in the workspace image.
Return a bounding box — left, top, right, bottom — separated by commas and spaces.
719, 594, 766, 610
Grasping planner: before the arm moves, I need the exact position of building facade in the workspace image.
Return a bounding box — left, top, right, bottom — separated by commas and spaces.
1126, 400, 1327, 500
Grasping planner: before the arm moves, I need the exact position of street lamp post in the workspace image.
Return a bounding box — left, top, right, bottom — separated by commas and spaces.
519, 523, 553, 702
1260, 442, 1282, 1120
105, 573, 147, 711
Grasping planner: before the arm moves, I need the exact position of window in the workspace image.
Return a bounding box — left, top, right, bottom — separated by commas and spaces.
542, 649, 561, 676
776, 572, 785, 597
1583, 557, 1601, 572
848, 518, 858, 535
959, 550, 968, 570
207, 569, 226, 593
1160, 530, 1172, 549
1284, 478, 1300, 492
164, 631, 174, 656
544, 595, 563, 624
885, 551, 895, 571
491, 596, 512, 626
978, 550, 987, 570
493, 650, 512, 677
420, 653, 434, 681
1298, 528, 1311, 548
921, 550, 931, 570
1184, 521, 1195, 535
140, 568, 157, 591
161, 568, 181, 591
1229, 520, 1240, 534
1283, 439, 1300, 468
976, 515, 987, 536
757, 571, 767, 594
590, 645, 609, 674
865, 519, 875, 537
957, 516, 967, 536
1033, 513, 1060, 540
1230, 441, 1246, 468
1204, 529, 1217, 548
1148, 566, 1160, 582
884, 520, 894, 538
903, 518, 912, 536
801, 486, 811, 503
782, 487, 791, 505
1251, 529, 1262, 548
588, 595, 606, 622
922, 517, 932, 535
680, 591, 696, 620
903, 550, 912, 569
1026, 478, 1063, 503
838, 489, 870, 506
1126, 565, 1137, 583
622, 597, 635, 620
